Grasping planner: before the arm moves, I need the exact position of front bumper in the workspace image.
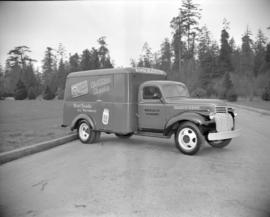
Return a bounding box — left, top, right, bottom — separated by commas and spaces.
208, 129, 240, 141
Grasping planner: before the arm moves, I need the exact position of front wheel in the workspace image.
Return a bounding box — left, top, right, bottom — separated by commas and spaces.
175, 122, 202, 155
208, 139, 231, 148
77, 120, 96, 144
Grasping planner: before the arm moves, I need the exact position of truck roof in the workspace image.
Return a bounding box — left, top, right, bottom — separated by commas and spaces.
141, 80, 186, 87
67, 67, 166, 78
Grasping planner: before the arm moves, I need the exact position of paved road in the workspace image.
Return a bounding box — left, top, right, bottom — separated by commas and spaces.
0, 108, 270, 217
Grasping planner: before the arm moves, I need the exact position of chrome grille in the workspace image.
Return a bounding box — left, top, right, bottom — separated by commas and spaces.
215, 106, 227, 113
214, 113, 233, 132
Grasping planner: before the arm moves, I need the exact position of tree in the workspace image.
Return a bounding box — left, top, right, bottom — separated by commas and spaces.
14, 79, 27, 100
0, 65, 5, 98
42, 47, 57, 94
56, 58, 67, 90
7, 46, 34, 68
43, 85, 55, 100
80, 49, 92, 70
159, 38, 172, 72
5, 46, 36, 94
170, 0, 201, 59
240, 27, 254, 76
69, 53, 80, 73
218, 19, 233, 77
27, 86, 37, 100
197, 26, 219, 94
97, 37, 113, 68
141, 42, 153, 67
253, 29, 267, 76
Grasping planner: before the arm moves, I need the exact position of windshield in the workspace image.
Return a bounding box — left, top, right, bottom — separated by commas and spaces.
162, 84, 190, 98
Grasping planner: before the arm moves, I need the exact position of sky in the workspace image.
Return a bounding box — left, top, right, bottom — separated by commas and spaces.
0, 0, 270, 71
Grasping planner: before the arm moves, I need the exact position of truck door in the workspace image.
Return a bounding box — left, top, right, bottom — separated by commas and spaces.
138, 85, 166, 130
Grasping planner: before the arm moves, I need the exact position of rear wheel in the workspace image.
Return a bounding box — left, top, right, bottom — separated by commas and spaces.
208, 139, 231, 148
175, 122, 202, 155
115, 133, 133, 139
77, 120, 96, 144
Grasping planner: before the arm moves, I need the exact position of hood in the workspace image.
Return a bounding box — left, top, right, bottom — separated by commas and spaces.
166, 97, 227, 107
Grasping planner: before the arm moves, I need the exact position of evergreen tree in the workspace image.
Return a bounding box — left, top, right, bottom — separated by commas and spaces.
90, 48, 100, 69
43, 85, 55, 100
253, 29, 267, 76
0, 65, 4, 98
27, 86, 37, 100
69, 53, 80, 73
97, 37, 113, 68
42, 47, 57, 94
14, 79, 27, 100
240, 27, 254, 77
56, 58, 67, 92
170, 0, 201, 59
218, 19, 233, 76
198, 26, 219, 93
141, 42, 153, 67
80, 49, 92, 70
159, 38, 172, 72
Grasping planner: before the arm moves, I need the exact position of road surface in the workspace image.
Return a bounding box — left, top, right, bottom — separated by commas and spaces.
0, 108, 270, 217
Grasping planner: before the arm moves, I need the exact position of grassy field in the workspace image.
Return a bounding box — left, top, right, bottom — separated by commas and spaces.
0, 100, 71, 153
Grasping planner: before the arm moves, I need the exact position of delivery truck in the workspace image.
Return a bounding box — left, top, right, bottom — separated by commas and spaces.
62, 67, 239, 155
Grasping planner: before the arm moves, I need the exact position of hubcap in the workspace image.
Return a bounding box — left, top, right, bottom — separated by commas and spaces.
178, 127, 197, 151
79, 123, 90, 141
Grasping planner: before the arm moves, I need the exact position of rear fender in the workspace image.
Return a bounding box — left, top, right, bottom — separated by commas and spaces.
164, 112, 207, 136
70, 114, 96, 131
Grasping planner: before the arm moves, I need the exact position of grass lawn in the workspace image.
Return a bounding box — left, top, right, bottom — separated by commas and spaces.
232, 97, 270, 111
0, 100, 72, 153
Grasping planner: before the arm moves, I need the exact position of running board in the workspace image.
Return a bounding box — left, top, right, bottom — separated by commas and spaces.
136, 131, 171, 139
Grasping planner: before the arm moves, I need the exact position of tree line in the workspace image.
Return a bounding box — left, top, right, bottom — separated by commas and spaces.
1, 0, 270, 101
131, 0, 270, 101
0, 37, 113, 100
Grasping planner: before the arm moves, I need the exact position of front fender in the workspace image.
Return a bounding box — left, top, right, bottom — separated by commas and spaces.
164, 112, 207, 135
70, 114, 96, 130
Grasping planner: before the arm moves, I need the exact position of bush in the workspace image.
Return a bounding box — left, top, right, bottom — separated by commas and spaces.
226, 88, 238, 102
191, 87, 207, 98
261, 81, 270, 101
57, 88, 64, 100
43, 85, 55, 100
14, 79, 27, 100
28, 86, 37, 100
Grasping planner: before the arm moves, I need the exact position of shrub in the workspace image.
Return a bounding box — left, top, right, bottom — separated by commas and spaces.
226, 88, 238, 102
261, 81, 270, 101
43, 85, 55, 100
57, 88, 64, 100
28, 86, 37, 100
191, 87, 207, 98
14, 79, 27, 100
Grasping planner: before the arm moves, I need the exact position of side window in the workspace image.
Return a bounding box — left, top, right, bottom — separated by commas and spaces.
143, 86, 162, 100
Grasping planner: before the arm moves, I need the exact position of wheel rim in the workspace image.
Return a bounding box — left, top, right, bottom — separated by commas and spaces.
178, 127, 198, 151
79, 123, 90, 141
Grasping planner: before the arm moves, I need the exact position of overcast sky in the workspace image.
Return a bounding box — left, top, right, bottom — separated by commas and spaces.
0, 0, 270, 70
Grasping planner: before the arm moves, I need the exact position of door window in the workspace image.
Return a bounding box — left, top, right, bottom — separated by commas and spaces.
143, 86, 162, 100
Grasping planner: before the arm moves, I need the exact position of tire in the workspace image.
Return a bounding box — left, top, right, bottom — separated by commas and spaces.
115, 133, 133, 139
77, 120, 96, 144
94, 131, 101, 143
208, 139, 231, 148
175, 122, 202, 155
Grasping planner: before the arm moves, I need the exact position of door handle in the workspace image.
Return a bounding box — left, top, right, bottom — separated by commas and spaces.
96, 100, 102, 102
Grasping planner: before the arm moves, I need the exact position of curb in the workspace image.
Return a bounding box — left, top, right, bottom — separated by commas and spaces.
0, 134, 78, 165
229, 103, 270, 115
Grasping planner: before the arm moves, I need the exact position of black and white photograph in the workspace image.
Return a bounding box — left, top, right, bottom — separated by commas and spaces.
0, 0, 270, 216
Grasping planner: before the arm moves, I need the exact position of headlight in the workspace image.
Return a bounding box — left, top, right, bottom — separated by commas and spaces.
209, 112, 215, 120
